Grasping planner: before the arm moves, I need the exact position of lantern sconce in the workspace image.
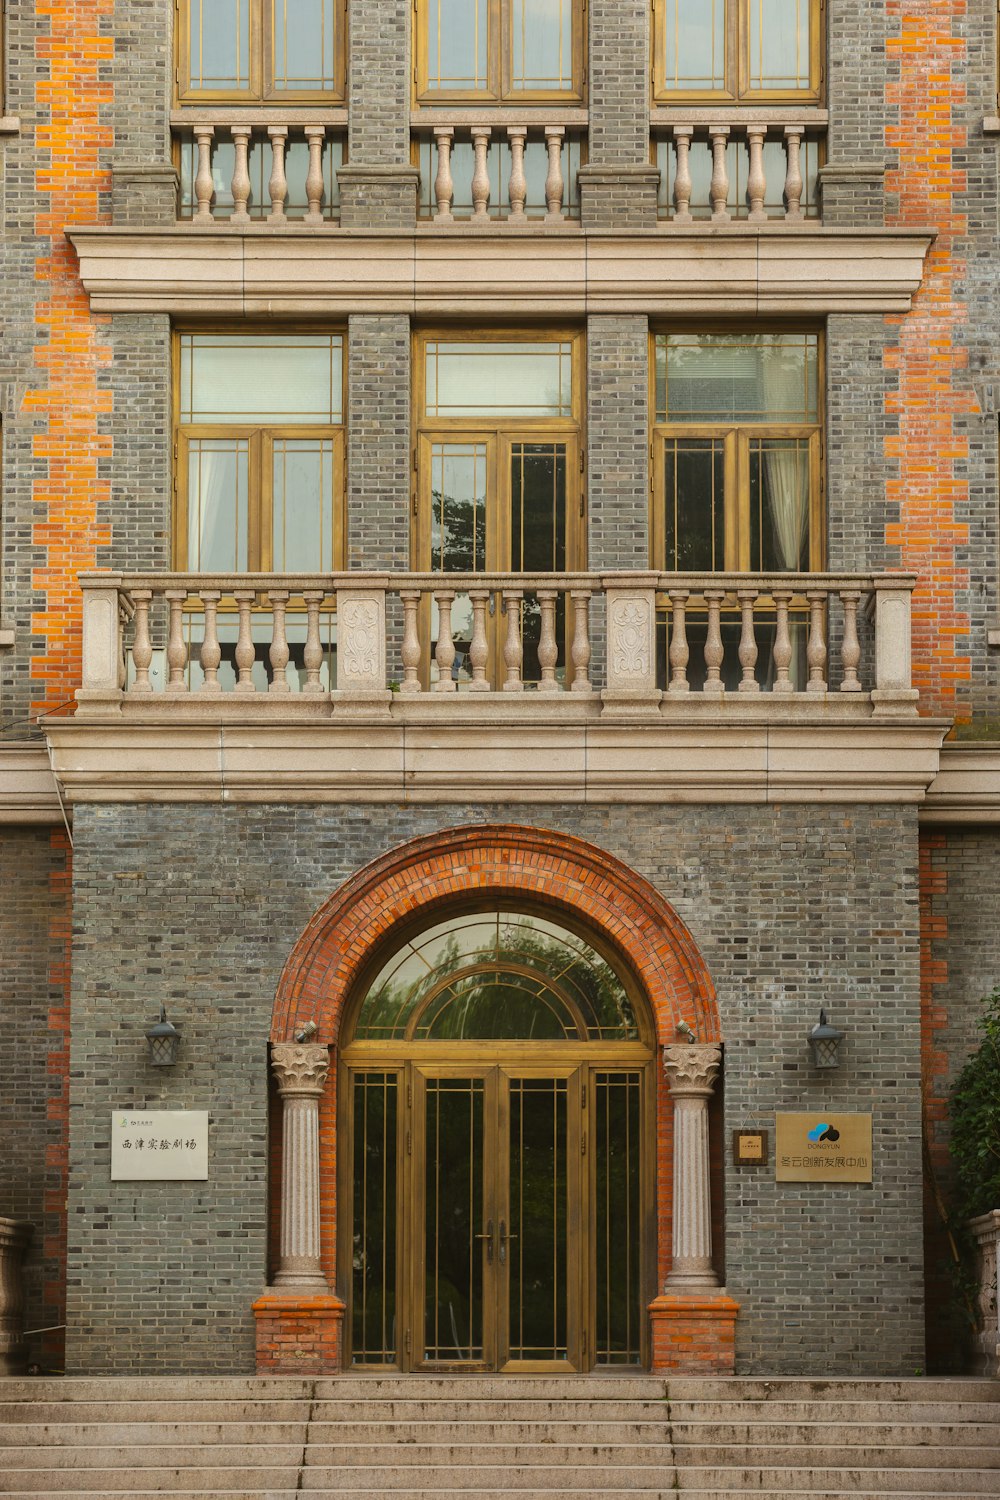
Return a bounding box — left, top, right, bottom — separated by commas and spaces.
145, 1006, 182, 1067
808, 1009, 845, 1070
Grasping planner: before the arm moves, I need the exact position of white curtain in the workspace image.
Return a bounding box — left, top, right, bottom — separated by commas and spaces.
760, 349, 810, 569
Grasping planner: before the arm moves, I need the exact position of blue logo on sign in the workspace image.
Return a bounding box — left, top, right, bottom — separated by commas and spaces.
807, 1122, 841, 1144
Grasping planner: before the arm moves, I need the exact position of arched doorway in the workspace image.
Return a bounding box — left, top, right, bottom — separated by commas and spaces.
339, 902, 656, 1373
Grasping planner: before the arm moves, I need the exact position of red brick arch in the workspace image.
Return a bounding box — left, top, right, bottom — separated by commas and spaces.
272, 824, 720, 1046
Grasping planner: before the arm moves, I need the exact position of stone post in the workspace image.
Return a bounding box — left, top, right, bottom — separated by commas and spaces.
663, 1043, 721, 1291
271, 1043, 331, 1290
0, 1220, 33, 1375
970, 1210, 1000, 1375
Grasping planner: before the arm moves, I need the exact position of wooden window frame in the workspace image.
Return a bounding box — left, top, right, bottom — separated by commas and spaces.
413, 0, 587, 107
649, 327, 825, 575
175, 0, 348, 105
412, 328, 587, 574
172, 328, 347, 575
651, 0, 825, 106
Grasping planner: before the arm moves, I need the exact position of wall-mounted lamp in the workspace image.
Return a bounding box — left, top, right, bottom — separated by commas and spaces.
675, 1019, 697, 1043
294, 1020, 318, 1044
145, 1006, 182, 1067
808, 1009, 845, 1070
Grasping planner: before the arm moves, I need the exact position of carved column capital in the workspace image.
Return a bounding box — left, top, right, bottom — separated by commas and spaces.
271, 1043, 330, 1099
663, 1042, 722, 1098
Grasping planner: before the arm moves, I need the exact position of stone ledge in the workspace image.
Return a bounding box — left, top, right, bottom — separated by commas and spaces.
922, 743, 1000, 824
0, 745, 63, 824
0, 117, 20, 136
43, 717, 949, 808
68, 224, 935, 318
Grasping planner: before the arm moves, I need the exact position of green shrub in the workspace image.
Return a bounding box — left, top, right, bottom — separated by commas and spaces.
949, 986, 1000, 1223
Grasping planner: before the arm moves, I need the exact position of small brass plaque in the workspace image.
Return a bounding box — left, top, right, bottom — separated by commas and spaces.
775, 1113, 873, 1183
732, 1129, 768, 1166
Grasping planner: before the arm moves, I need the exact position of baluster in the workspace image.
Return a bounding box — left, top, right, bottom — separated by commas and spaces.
302, 590, 325, 694
672, 127, 694, 224
709, 126, 730, 223
433, 126, 455, 223
304, 126, 326, 225
772, 588, 794, 694
502, 591, 524, 692
468, 588, 490, 691
230, 125, 253, 226
471, 127, 492, 225
667, 588, 690, 693
400, 590, 422, 694
165, 589, 189, 692
193, 126, 215, 224
747, 127, 767, 223
434, 590, 457, 691
130, 589, 153, 693
569, 589, 592, 693
199, 590, 222, 692
806, 590, 828, 692
703, 589, 726, 695
268, 590, 291, 692
784, 126, 805, 222
507, 126, 528, 223
737, 588, 760, 692
537, 590, 559, 692
233, 589, 257, 693
839, 589, 863, 692
267, 126, 289, 224
544, 126, 566, 224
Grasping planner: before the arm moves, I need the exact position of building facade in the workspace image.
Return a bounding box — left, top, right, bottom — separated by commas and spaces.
1, 0, 999, 1379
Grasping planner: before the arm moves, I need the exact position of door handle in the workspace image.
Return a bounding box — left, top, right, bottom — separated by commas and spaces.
498, 1219, 518, 1265
475, 1219, 495, 1264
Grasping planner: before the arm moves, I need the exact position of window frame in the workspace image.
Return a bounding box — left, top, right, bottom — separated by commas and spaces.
651, 0, 825, 106
171, 328, 348, 576
413, 0, 587, 107
175, 0, 348, 105
648, 326, 826, 576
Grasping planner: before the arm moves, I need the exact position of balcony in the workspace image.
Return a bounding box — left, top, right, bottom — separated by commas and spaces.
48, 569, 945, 808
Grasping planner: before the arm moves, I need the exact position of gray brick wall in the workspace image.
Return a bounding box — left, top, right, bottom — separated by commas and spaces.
67, 801, 924, 1376
347, 315, 411, 571
97, 315, 173, 575
0, 828, 70, 1359
587, 315, 649, 569
826, 315, 901, 575
588, 0, 649, 163
348, 0, 410, 164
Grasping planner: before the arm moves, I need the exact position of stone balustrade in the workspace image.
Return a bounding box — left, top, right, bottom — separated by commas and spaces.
0, 1219, 32, 1376
654, 123, 822, 223
176, 122, 345, 223
412, 123, 582, 224
970, 1210, 1000, 1376
76, 570, 918, 719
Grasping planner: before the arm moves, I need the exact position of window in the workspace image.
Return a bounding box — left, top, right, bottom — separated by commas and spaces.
173, 331, 345, 689
651, 331, 823, 687
414, 330, 585, 687
415, 0, 585, 103
177, 0, 347, 102
653, 0, 824, 102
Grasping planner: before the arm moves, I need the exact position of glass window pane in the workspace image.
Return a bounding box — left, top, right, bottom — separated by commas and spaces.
662, 438, 725, 571
656, 333, 819, 423
425, 0, 489, 90
510, 0, 574, 92
352, 1074, 398, 1366
749, 437, 811, 570
188, 0, 251, 90
509, 1080, 569, 1362
661, 0, 725, 91
425, 341, 574, 418
747, 0, 813, 91
594, 1072, 642, 1365
272, 0, 339, 90
180, 334, 344, 423
424, 1079, 485, 1361
272, 439, 337, 571
186, 439, 249, 570
430, 443, 487, 572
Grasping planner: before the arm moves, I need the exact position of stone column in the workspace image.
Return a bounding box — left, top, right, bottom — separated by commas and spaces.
271, 1043, 331, 1290
663, 1043, 721, 1292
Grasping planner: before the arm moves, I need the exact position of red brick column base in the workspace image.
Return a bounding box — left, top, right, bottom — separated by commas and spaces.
252, 1291, 345, 1373
648, 1293, 739, 1373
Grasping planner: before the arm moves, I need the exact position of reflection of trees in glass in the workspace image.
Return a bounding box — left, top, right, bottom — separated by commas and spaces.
431, 487, 486, 572
354, 911, 637, 1040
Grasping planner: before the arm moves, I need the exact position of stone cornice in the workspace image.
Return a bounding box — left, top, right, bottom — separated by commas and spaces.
0, 745, 63, 824
921, 743, 1000, 823
67, 224, 935, 318
43, 716, 948, 808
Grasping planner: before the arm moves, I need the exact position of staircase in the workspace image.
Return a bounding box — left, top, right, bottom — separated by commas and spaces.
0, 1375, 998, 1498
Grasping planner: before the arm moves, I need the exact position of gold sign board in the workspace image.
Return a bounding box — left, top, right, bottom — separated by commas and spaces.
775, 1113, 873, 1183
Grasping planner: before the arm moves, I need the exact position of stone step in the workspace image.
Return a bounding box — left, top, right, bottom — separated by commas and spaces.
0, 1448, 304, 1472
0, 1377, 664, 1403
297, 1467, 1000, 1493
297, 1442, 996, 1469
307, 1420, 672, 1443
669, 1420, 1000, 1446
670, 1444, 1000, 1469
0, 1404, 315, 1425
0, 1398, 667, 1425
666, 1399, 1000, 1423
0, 1474, 304, 1495
671, 1471, 1000, 1495
0, 1423, 309, 1447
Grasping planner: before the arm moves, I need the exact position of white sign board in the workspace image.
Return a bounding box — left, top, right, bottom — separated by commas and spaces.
111, 1111, 209, 1181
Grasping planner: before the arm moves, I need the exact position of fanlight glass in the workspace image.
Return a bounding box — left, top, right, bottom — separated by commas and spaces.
352, 909, 639, 1042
